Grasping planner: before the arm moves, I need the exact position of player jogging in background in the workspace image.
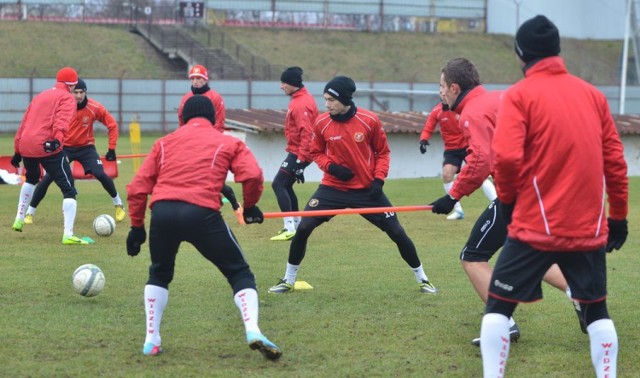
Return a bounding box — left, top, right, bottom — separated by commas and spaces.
23, 78, 126, 225
269, 76, 437, 295
481, 15, 628, 377
126, 96, 282, 359
11, 66, 91, 245
270, 66, 319, 241
178, 64, 244, 224
419, 96, 496, 220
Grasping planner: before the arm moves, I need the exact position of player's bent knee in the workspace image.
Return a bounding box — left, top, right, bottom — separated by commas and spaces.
228, 269, 257, 294
486, 296, 517, 318
147, 277, 171, 289
583, 300, 610, 326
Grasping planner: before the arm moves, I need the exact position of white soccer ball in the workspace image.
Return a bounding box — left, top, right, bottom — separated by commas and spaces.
93, 214, 116, 236
72, 264, 106, 297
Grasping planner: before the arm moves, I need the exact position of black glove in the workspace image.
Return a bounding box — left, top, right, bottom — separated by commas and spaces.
243, 206, 264, 224
105, 149, 117, 161
606, 218, 628, 253
43, 139, 60, 153
126, 226, 147, 257
419, 139, 430, 154
10, 153, 21, 168
328, 163, 354, 182
369, 178, 384, 200
430, 194, 458, 215
497, 200, 515, 226
294, 160, 306, 184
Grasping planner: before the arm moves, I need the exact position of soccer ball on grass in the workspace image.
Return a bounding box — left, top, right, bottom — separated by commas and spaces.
72, 264, 106, 297
93, 214, 116, 236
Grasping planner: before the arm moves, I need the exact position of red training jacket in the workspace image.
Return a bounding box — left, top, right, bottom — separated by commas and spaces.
126, 117, 264, 227
493, 56, 628, 251
284, 87, 319, 163
420, 102, 466, 150
448, 86, 501, 200
65, 98, 118, 149
311, 107, 390, 190
178, 89, 226, 132
14, 82, 76, 157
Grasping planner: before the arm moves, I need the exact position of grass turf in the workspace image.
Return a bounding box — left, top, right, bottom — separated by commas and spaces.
0, 134, 638, 377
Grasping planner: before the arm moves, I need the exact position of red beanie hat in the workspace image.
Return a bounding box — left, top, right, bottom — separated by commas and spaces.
56, 66, 78, 86
189, 65, 208, 81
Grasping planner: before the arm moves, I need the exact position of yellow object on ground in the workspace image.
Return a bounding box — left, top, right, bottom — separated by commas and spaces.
293, 281, 313, 290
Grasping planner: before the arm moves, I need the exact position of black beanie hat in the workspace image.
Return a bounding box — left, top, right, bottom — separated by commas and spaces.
75, 78, 87, 91
280, 66, 304, 88
183, 95, 215, 125
515, 15, 560, 63
324, 76, 356, 106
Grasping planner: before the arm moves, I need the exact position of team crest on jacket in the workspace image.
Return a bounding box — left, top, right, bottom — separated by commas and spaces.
308, 198, 319, 207
353, 132, 364, 142
82, 116, 90, 127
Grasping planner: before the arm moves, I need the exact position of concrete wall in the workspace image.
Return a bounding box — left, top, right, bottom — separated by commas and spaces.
231, 131, 640, 182
3, 78, 638, 178
4, 79, 640, 133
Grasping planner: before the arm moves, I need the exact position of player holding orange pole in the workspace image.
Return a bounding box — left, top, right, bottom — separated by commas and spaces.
268, 76, 438, 295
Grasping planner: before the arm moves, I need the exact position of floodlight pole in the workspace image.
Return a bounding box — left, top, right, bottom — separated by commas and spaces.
620, 0, 633, 114
513, 0, 524, 30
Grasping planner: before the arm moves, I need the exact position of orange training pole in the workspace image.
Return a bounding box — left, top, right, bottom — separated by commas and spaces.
263, 205, 433, 219
118, 154, 149, 159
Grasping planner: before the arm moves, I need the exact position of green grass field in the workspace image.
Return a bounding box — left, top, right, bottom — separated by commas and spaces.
0, 135, 638, 377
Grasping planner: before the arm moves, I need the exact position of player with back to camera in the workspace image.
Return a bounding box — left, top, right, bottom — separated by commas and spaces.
419, 93, 497, 220
480, 15, 628, 377
11, 67, 91, 245
429, 57, 583, 345
23, 78, 126, 225
270, 66, 319, 241
178, 64, 245, 224
269, 76, 437, 295
126, 95, 282, 360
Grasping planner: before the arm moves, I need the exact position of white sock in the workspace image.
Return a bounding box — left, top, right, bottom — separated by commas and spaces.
444, 182, 463, 213
566, 287, 573, 299
284, 263, 299, 284
411, 264, 428, 283
482, 178, 497, 201
26, 206, 36, 217
284, 217, 295, 233
509, 317, 516, 327
480, 313, 511, 378
234, 288, 260, 334
588, 318, 618, 378
112, 194, 122, 207
62, 198, 77, 237
144, 285, 169, 346
294, 216, 301, 229
16, 183, 35, 220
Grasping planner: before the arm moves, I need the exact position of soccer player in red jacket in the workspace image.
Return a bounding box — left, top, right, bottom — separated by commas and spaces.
126, 96, 281, 359
178, 64, 244, 223
23, 78, 126, 224
419, 98, 496, 220
429, 57, 576, 346
270, 66, 319, 241
269, 76, 437, 294
11, 67, 90, 245
481, 15, 628, 377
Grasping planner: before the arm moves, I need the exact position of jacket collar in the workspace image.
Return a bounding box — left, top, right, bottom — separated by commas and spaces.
291, 86, 308, 98
523, 56, 568, 77
452, 85, 487, 114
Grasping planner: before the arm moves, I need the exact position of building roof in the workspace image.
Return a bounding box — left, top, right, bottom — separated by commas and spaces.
225, 109, 640, 135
